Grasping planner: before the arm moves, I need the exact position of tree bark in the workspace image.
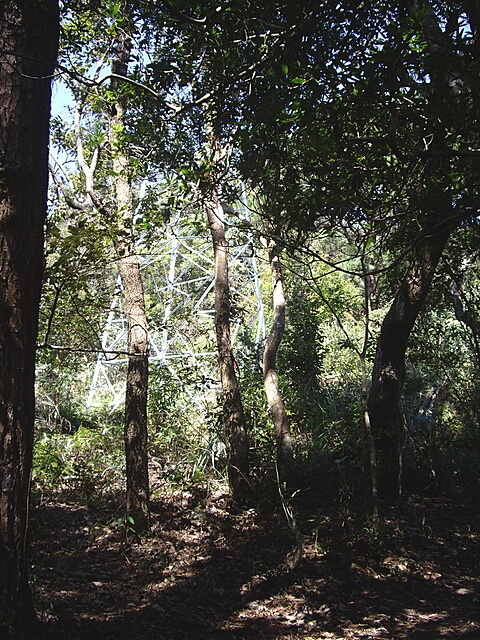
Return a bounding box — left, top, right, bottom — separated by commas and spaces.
263, 241, 293, 486
360, 255, 378, 521
73, 25, 150, 534
368, 202, 455, 501
368, 1, 474, 502
0, 1, 58, 637
205, 192, 250, 499
109, 31, 150, 534
202, 120, 249, 500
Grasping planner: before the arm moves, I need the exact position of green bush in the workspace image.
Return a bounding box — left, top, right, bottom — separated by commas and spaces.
32, 422, 125, 502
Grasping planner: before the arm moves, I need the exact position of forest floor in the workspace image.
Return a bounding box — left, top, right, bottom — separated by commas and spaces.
31, 484, 480, 640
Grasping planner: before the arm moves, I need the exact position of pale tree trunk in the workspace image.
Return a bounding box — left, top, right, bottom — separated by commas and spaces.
0, 2, 58, 637
109, 32, 150, 534
263, 240, 301, 567
202, 118, 249, 500
263, 241, 293, 486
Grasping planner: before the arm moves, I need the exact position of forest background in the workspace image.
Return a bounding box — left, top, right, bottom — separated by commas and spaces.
1, 1, 479, 638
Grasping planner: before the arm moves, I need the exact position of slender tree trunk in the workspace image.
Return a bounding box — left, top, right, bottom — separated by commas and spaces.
360, 255, 378, 521
0, 2, 58, 637
368, 202, 455, 501
113, 172, 150, 535
202, 119, 249, 500
109, 32, 150, 534
263, 241, 293, 486
74, 26, 150, 533
204, 191, 249, 499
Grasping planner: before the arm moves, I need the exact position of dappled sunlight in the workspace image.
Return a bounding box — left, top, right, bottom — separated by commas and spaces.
30, 493, 480, 639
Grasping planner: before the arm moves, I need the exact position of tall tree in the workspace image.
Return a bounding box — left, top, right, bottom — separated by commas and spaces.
68, 14, 151, 532
109, 24, 150, 534
202, 112, 249, 500
263, 240, 293, 486
0, 1, 59, 637
367, 1, 478, 500
237, 1, 480, 500
368, 188, 456, 500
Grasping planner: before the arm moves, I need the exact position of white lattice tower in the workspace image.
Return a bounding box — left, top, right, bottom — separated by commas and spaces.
87, 206, 265, 411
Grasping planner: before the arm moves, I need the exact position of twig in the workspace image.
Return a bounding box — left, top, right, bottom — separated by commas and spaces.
275, 461, 302, 570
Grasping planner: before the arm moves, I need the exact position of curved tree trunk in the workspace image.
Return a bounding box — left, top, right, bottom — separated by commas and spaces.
368, 204, 455, 501
263, 241, 293, 486
202, 118, 249, 500
0, 2, 58, 637
368, 1, 472, 502
204, 190, 250, 499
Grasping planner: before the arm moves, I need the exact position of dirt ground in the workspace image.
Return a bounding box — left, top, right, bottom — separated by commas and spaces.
30, 488, 480, 639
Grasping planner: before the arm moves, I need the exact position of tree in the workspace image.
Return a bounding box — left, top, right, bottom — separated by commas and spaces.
366, 1, 479, 500
237, 1, 480, 501
262, 240, 293, 486
60, 8, 151, 532
368, 189, 456, 500
201, 113, 249, 500
108, 25, 150, 534
0, 1, 59, 637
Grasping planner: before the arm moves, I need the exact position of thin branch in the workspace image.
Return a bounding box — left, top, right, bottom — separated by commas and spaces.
95, 71, 161, 98
37, 344, 139, 358
41, 283, 64, 348
49, 162, 92, 211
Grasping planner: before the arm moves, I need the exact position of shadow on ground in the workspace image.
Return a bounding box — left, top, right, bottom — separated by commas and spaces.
31, 492, 480, 639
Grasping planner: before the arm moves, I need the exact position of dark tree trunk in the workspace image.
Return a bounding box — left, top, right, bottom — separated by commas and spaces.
360, 255, 378, 521
116, 252, 150, 534
368, 0, 473, 502
263, 242, 293, 486
368, 201, 455, 502
0, 1, 58, 637
109, 31, 150, 534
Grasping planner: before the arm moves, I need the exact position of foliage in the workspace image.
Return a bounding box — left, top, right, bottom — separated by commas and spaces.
33, 422, 125, 503
33, 0, 480, 506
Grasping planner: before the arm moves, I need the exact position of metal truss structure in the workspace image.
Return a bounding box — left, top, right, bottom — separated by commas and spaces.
87, 207, 265, 410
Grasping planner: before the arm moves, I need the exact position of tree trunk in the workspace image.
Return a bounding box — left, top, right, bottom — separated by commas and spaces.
201, 120, 249, 499
368, 0, 472, 502
263, 241, 293, 486
360, 255, 378, 521
0, 2, 58, 637
368, 202, 455, 502
116, 247, 150, 534
109, 32, 150, 534
204, 191, 250, 499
